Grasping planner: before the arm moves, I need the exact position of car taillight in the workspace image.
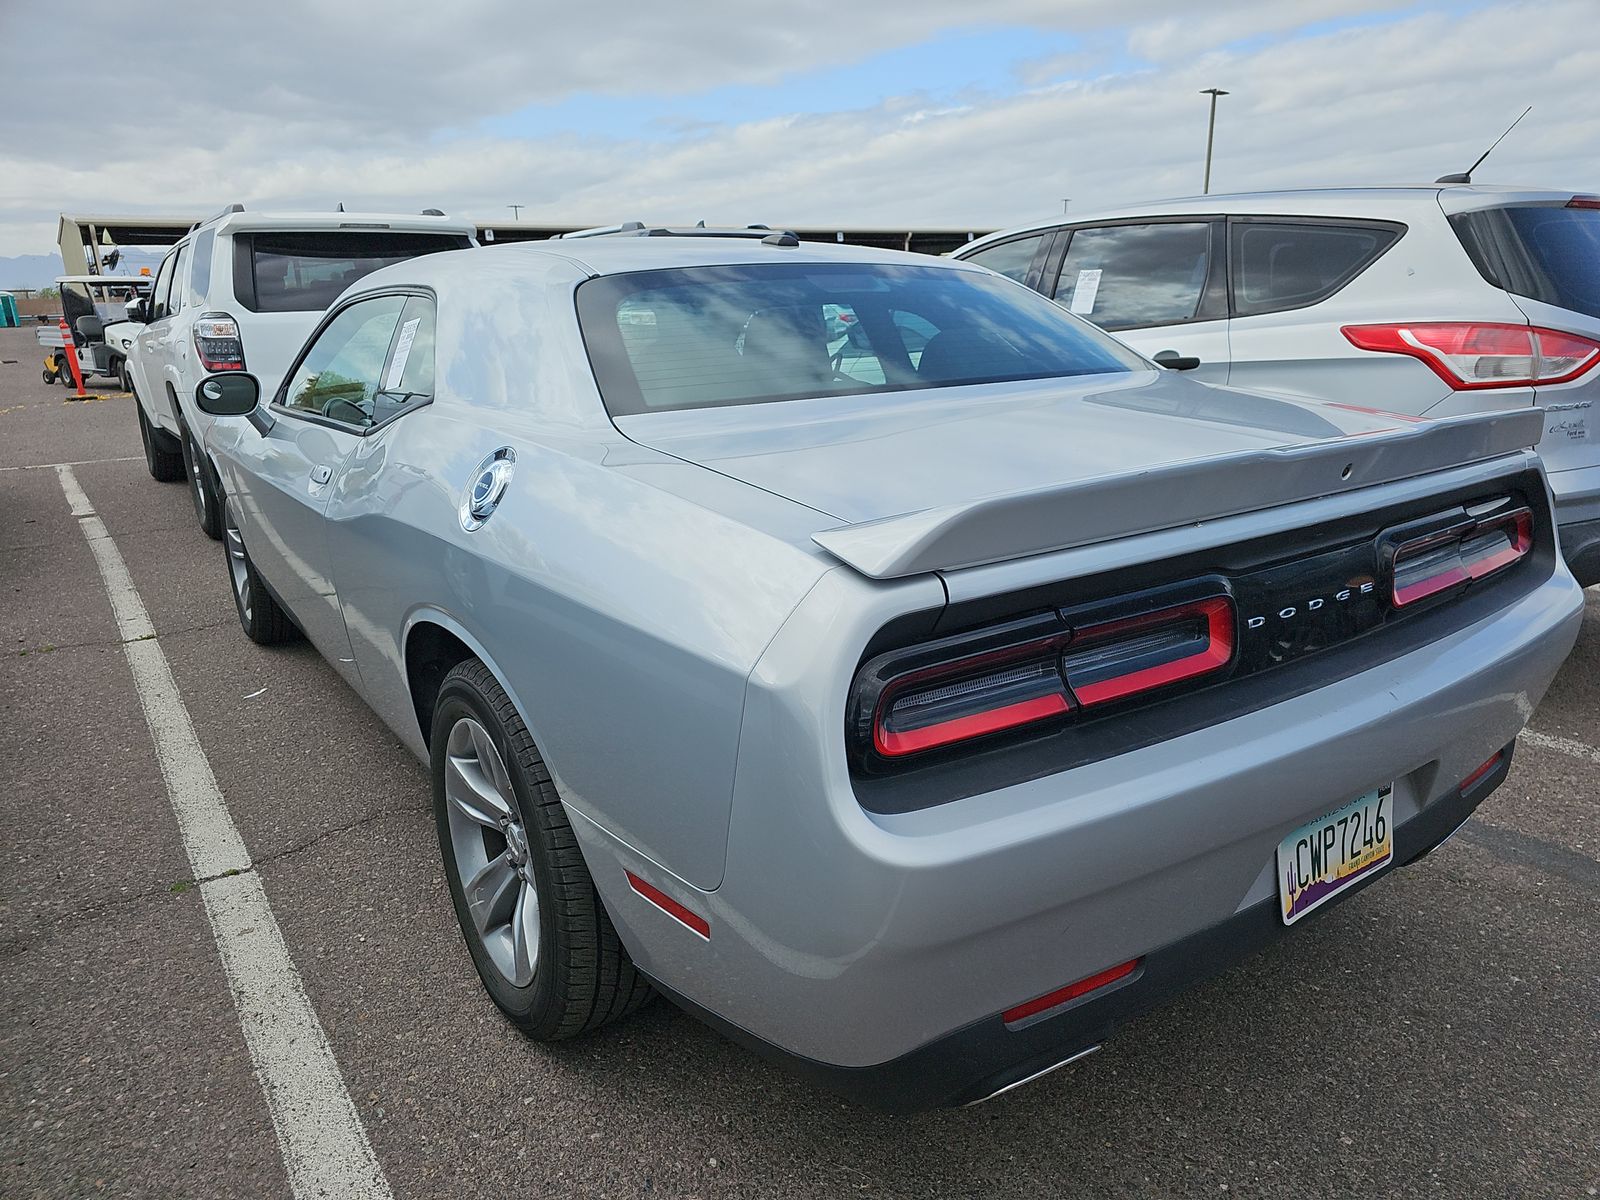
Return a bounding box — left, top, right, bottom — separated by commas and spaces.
1388, 506, 1533, 608
194, 313, 245, 371
1063, 596, 1234, 707
1567, 195, 1600, 210
855, 593, 1236, 763
1341, 322, 1600, 389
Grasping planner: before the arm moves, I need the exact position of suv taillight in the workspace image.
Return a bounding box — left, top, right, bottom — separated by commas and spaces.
853, 592, 1236, 763
1386, 506, 1533, 608
194, 313, 245, 371
1341, 322, 1600, 390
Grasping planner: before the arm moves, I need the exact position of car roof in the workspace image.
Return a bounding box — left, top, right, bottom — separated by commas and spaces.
960, 183, 1585, 250
203, 210, 478, 238
346, 234, 985, 295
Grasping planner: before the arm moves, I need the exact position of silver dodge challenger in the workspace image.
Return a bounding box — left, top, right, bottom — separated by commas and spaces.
193, 233, 1585, 1110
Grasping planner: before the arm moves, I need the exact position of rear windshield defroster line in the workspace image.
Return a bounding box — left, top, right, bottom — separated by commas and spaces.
576, 262, 1146, 417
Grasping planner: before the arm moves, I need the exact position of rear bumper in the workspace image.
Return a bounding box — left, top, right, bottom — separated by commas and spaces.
574, 531, 1583, 1111
645, 746, 1512, 1112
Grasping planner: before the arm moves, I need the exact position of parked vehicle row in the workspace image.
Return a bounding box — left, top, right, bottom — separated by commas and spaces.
124, 206, 475, 536
956, 185, 1600, 586
132, 226, 1583, 1111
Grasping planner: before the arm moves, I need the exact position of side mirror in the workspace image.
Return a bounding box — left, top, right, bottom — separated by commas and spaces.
1153, 350, 1201, 371
195, 373, 260, 416
131, 298, 151, 323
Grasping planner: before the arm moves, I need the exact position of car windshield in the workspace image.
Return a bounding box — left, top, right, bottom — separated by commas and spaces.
577, 262, 1146, 416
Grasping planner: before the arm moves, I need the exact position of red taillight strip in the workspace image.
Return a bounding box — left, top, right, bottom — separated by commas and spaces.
625, 871, 710, 939
1067, 596, 1235, 707
1341, 322, 1600, 390
1003, 958, 1142, 1026
875, 692, 1070, 757
1391, 507, 1532, 607
1458, 751, 1504, 793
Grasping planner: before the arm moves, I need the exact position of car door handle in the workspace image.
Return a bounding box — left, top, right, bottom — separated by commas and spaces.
310, 465, 332, 484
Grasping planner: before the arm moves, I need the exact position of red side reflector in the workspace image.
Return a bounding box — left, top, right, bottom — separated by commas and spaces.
1459, 751, 1504, 793
625, 871, 710, 939
1003, 958, 1141, 1026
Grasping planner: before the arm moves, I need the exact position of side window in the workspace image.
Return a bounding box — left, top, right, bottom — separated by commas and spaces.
1231, 222, 1399, 316
279, 295, 407, 429
369, 295, 436, 425
169, 244, 190, 313
963, 233, 1049, 284
1054, 222, 1212, 330
188, 229, 215, 307
149, 253, 177, 321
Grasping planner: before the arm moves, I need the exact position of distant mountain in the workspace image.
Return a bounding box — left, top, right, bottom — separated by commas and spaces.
0, 249, 165, 290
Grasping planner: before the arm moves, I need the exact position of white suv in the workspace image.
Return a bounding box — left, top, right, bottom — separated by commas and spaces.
955, 185, 1600, 586
128, 207, 475, 536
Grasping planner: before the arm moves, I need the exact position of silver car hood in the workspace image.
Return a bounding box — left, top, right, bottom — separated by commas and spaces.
615, 371, 1544, 579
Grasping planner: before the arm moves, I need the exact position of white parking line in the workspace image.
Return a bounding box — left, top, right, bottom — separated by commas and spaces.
56, 465, 393, 1200
1520, 728, 1600, 765
0, 455, 140, 472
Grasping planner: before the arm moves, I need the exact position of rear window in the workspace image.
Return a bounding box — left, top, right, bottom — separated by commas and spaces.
232, 231, 470, 313
1452, 204, 1600, 319
577, 263, 1145, 416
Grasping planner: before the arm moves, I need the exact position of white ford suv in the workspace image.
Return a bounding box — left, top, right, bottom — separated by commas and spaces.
955, 185, 1600, 586
128, 206, 475, 536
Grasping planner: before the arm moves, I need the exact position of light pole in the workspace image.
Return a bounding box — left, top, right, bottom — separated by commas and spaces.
1200, 88, 1229, 194
507, 204, 524, 221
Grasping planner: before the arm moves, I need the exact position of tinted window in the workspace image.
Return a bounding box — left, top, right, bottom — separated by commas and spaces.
1232, 222, 1398, 316
170, 244, 189, 313
236, 232, 469, 313
961, 234, 1048, 284
149, 252, 177, 320
1055, 223, 1211, 330
280, 295, 406, 428
578, 263, 1144, 416
1454, 205, 1600, 320
188, 228, 215, 306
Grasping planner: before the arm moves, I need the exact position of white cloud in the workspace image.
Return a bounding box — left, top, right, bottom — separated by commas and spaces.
0, 1, 1595, 256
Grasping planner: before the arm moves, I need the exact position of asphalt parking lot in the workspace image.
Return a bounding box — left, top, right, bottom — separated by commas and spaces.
1, 321, 1596, 1200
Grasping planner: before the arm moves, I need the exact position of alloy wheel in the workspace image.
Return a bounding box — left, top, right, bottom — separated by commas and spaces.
224, 509, 251, 622
443, 716, 539, 987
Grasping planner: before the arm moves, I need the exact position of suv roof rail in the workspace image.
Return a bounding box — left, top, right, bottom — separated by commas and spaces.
200, 202, 246, 226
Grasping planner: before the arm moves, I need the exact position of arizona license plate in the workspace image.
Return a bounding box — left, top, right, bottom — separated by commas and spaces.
1277, 786, 1392, 925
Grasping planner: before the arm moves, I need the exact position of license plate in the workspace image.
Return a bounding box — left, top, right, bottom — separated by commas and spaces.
1276, 786, 1392, 926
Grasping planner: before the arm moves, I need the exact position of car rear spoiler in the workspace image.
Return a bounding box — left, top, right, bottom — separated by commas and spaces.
812, 407, 1545, 580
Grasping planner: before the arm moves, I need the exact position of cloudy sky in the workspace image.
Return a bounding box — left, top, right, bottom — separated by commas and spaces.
2, 0, 1597, 258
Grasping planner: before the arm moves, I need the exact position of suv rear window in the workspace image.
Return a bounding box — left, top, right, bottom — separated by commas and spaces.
577, 262, 1144, 416
1452, 204, 1600, 319
232, 231, 470, 313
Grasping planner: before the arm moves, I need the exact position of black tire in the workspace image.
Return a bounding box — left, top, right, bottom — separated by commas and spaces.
136, 401, 184, 482
181, 425, 224, 540
221, 496, 299, 645
431, 659, 652, 1039
42, 367, 54, 384
117, 359, 133, 394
